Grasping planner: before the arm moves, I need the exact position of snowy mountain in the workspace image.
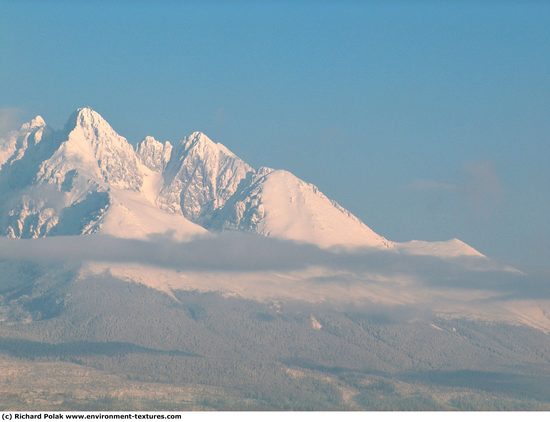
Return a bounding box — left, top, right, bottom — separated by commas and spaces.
0, 115, 48, 170
157, 131, 253, 225
0, 106, 480, 255
4, 107, 550, 411
209, 169, 393, 248
0, 108, 205, 240
137, 136, 172, 172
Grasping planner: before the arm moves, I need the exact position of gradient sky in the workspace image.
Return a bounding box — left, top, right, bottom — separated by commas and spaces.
1, 0, 549, 272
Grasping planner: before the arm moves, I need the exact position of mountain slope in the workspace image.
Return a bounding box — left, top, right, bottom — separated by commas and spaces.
211, 169, 392, 248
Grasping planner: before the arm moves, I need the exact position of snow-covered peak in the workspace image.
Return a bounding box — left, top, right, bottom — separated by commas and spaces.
137, 136, 173, 172
396, 238, 484, 257
20, 115, 46, 130
183, 131, 213, 148
181, 131, 238, 158
186, 130, 211, 144
35, 106, 144, 191
0, 115, 49, 169
212, 168, 393, 249
159, 131, 253, 222
66, 107, 118, 138
73, 106, 106, 125
138, 135, 163, 153
142, 135, 159, 143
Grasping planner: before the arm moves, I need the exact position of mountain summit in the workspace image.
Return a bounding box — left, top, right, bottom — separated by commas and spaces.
0, 107, 480, 255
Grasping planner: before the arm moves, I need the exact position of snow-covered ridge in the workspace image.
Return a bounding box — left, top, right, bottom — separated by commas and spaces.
137, 136, 172, 172
0, 106, 481, 256
158, 130, 253, 224
396, 238, 484, 258
0, 115, 48, 170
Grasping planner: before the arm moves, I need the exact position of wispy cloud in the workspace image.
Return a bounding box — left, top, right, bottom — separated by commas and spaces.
408, 160, 504, 217
0, 233, 537, 298
0, 107, 24, 139
1, 232, 548, 331
462, 160, 503, 216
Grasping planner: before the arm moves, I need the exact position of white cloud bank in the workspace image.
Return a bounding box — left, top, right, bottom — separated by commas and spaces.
0, 232, 548, 330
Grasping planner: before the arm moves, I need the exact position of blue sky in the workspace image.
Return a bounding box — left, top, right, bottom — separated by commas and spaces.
1, 0, 549, 271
